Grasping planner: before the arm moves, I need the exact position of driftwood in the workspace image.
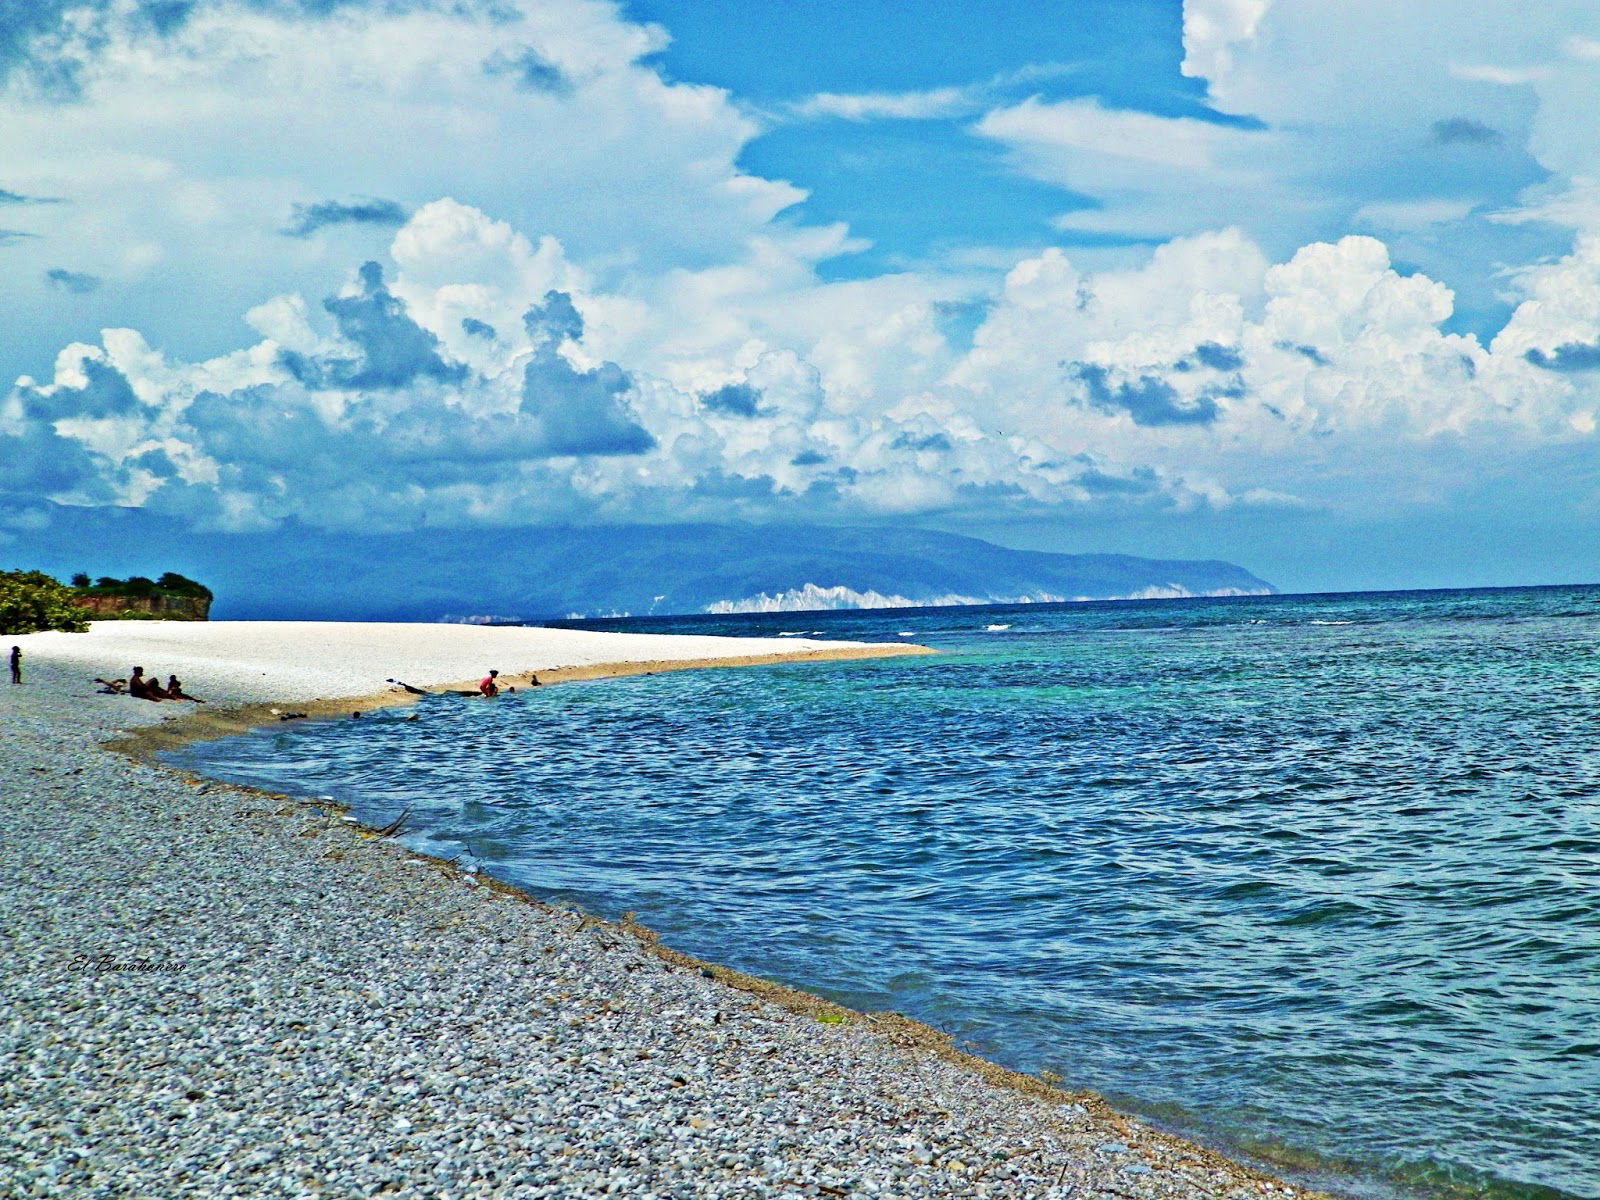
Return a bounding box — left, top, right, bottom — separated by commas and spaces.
375, 807, 412, 838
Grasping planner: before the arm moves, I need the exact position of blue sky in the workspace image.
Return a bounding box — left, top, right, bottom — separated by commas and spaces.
627, 0, 1216, 273
7, 0, 1600, 592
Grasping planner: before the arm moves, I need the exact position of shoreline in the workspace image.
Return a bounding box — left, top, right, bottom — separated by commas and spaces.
3, 621, 1332, 1200
107, 643, 937, 759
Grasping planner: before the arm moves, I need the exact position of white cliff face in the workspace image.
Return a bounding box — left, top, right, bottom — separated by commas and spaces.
705, 581, 1272, 614
707, 584, 997, 613
1115, 584, 1274, 601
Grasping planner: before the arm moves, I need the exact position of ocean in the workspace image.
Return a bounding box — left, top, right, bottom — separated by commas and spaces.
169, 586, 1600, 1200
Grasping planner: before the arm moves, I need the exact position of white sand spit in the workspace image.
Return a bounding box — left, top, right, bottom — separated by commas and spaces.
9, 619, 926, 711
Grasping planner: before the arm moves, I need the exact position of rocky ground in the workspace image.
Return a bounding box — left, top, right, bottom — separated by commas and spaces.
1, 655, 1324, 1200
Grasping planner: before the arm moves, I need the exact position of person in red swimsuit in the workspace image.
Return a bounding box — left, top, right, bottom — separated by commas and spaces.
479, 669, 500, 697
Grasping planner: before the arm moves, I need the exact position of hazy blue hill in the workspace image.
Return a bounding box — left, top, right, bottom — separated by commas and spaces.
0, 498, 1274, 620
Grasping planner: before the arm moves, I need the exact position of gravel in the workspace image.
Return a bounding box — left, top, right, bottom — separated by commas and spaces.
1, 655, 1326, 1200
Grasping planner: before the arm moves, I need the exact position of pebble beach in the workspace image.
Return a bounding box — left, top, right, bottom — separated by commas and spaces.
2, 622, 1322, 1200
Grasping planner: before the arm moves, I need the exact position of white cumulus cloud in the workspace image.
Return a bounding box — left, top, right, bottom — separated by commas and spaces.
1181, 0, 1274, 85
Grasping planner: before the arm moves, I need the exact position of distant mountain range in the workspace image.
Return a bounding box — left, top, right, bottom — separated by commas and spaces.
0, 497, 1274, 621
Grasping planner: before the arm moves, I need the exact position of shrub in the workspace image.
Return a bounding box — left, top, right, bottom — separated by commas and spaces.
155, 572, 214, 600
0, 570, 92, 635
81, 571, 214, 601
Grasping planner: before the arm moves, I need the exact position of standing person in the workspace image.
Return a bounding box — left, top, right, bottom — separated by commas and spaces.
479, 669, 500, 698
8, 646, 19, 685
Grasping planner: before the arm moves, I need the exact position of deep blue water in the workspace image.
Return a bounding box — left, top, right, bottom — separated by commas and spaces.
170, 587, 1600, 1200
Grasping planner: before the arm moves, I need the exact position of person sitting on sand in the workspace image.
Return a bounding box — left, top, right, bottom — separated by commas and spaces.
479, 669, 500, 697
166, 675, 205, 703
127, 667, 161, 701
95, 677, 128, 694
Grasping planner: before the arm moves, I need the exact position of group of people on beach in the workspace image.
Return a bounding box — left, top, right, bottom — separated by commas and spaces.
96, 666, 204, 703
15, 651, 516, 705
11, 644, 520, 709
6, 648, 199, 701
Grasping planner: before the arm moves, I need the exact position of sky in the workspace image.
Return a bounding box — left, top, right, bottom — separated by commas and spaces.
5, 0, 1600, 592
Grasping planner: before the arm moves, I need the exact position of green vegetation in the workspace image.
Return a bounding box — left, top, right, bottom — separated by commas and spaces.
0, 569, 216, 632
0, 569, 93, 635
74, 571, 213, 601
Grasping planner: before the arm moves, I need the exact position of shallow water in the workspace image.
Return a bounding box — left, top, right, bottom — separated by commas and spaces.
172, 587, 1600, 1200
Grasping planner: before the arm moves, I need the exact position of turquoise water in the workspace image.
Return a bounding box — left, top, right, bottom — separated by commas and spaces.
171, 587, 1600, 1200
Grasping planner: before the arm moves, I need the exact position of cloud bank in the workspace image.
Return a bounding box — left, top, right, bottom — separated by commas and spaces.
11, 196, 1600, 535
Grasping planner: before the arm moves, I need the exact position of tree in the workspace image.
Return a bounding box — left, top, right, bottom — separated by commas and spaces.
71, 573, 90, 588
0, 570, 92, 635
156, 572, 214, 600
